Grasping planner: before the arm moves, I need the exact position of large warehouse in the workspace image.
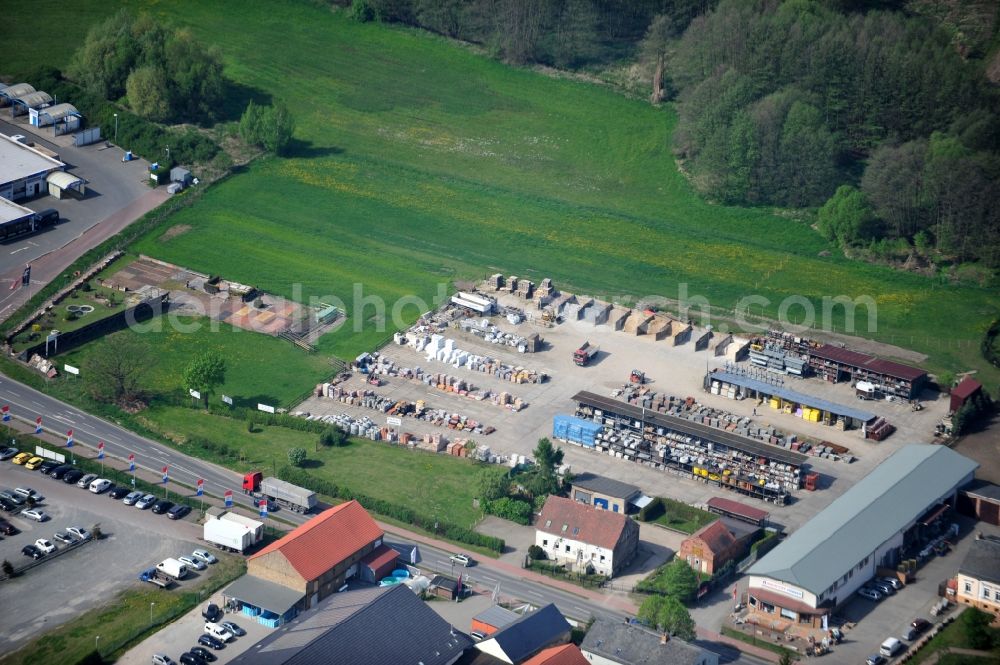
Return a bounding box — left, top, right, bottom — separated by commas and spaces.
0, 133, 66, 201
747, 445, 977, 627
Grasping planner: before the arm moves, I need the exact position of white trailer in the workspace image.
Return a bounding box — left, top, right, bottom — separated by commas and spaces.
259, 477, 317, 513
204, 512, 264, 553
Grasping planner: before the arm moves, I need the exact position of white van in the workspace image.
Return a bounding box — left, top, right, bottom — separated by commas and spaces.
156, 558, 189, 580
89, 478, 112, 494
880, 637, 903, 657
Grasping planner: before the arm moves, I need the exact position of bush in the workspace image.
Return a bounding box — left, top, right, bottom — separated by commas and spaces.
287, 447, 307, 467
638, 497, 666, 522
349, 0, 378, 22
528, 545, 546, 560
319, 426, 348, 447
485, 497, 533, 525
751, 532, 781, 558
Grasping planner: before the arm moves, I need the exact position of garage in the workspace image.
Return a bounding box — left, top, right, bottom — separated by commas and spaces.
46, 171, 86, 199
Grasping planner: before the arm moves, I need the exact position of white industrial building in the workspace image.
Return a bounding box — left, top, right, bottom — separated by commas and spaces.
747, 445, 978, 627
0, 133, 66, 201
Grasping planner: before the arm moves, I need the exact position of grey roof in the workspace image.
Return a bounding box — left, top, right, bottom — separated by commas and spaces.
0, 196, 35, 225
959, 537, 1000, 585
580, 618, 709, 665
0, 134, 64, 185
571, 472, 641, 500
478, 603, 570, 663
223, 575, 304, 616
12, 91, 52, 109
233, 584, 472, 665
962, 479, 1000, 503
36, 103, 80, 122
749, 445, 978, 595
0, 83, 34, 99
473, 605, 520, 630
711, 371, 876, 422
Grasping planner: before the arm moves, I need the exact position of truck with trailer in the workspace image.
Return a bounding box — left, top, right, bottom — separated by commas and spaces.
242, 471, 317, 514
573, 341, 599, 366
203, 511, 265, 553
138, 567, 174, 588
156, 557, 189, 580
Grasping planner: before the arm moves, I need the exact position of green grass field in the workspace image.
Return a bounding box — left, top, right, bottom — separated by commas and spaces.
3, 0, 998, 381
652, 498, 718, 534
59, 316, 334, 407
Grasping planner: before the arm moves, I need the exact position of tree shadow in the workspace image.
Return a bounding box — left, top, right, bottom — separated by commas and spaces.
215, 80, 274, 123
300, 459, 324, 470
283, 138, 344, 160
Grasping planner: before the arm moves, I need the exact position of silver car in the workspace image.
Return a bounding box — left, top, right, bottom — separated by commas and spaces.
123, 490, 143, 505
135, 494, 157, 509
858, 587, 883, 601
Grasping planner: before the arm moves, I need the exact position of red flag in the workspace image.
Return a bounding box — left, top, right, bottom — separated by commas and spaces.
162, 466, 169, 474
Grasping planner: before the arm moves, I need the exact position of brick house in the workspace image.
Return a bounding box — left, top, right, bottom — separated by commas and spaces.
680, 518, 759, 575
535, 495, 639, 578
247, 500, 385, 609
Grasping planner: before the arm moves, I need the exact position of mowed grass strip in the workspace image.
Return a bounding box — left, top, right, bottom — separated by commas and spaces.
137, 405, 484, 527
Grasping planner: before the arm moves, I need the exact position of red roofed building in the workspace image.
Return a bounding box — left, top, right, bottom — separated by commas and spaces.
248, 500, 384, 608
680, 518, 759, 575
522, 644, 588, 665
950, 377, 983, 413
535, 495, 639, 578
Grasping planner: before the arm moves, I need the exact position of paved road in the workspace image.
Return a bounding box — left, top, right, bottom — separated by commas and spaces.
0, 374, 768, 663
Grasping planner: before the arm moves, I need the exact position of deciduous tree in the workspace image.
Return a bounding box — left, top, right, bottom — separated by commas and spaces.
183, 351, 226, 409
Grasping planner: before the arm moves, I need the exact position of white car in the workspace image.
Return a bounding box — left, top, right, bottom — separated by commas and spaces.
35, 538, 56, 554
21, 508, 48, 522
179, 555, 207, 571
77, 473, 98, 489
14, 487, 42, 502
449, 553, 473, 567
135, 494, 157, 509
151, 655, 176, 665
89, 478, 113, 494
192, 549, 218, 565
204, 622, 234, 642
67, 526, 91, 541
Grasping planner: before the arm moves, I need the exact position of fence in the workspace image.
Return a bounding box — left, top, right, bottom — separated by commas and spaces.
0, 535, 94, 581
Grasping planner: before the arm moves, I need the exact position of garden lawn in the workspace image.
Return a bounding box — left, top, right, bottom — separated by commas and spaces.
4, 0, 999, 381
137, 405, 484, 527
653, 498, 718, 535
908, 613, 1000, 665
58, 316, 333, 408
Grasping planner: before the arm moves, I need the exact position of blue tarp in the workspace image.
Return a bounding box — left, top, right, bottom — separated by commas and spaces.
553, 415, 602, 447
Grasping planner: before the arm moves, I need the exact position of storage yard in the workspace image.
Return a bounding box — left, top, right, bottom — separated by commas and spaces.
297, 279, 950, 531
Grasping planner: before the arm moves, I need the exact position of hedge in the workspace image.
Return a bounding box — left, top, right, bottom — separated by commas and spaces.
275, 466, 505, 553
638, 497, 666, 522
751, 531, 781, 558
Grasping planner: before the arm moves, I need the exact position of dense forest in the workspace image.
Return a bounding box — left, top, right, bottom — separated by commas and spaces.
344, 0, 1000, 272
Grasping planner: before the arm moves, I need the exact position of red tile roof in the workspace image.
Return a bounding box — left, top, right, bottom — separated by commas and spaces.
536, 496, 631, 550
361, 543, 399, 571
952, 377, 983, 400
689, 519, 737, 555
249, 501, 382, 581
707, 497, 769, 523
522, 644, 588, 665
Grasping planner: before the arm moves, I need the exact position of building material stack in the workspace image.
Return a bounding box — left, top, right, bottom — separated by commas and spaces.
487, 273, 504, 291
515, 279, 534, 300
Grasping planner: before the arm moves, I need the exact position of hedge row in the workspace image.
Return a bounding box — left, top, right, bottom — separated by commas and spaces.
637, 497, 666, 522
751, 531, 781, 558
275, 466, 505, 553
160, 393, 330, 433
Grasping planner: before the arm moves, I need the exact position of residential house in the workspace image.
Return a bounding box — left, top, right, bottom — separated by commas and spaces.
535, 495, 640, 578
580, 618, 719, 665
955, 535, 1000, 616
476, 603, 572, 664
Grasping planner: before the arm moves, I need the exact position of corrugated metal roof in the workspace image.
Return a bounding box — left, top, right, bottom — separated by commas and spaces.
706, 497, 770, 523
36, 102, 80, 121
474, 605, 520, 630
224, 574, 304, 616
0, 83, 35, 99
710, 370, 876, 422
749, 445, 978, 595
962, 479, 1000, 502
952, 377, 983, 400
13, 91, 52, 108
249, 501, 382, 582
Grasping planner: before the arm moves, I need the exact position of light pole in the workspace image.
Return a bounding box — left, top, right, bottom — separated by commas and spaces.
165, 146, 170, 163
113, 113, 118, 143
150, 601, 155, 624
95, 635, 100, 654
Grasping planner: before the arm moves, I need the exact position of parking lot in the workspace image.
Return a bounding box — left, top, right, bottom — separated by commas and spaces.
0, 461, 203, 654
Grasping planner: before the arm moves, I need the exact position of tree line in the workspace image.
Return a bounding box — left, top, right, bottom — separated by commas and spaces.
665, 0, 1000, 268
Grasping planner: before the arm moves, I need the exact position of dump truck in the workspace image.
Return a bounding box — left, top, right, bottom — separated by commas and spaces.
138, 567, 173, 588
573, 341, 599, 366
242, 471, 317, 513
204, 511, 265, 553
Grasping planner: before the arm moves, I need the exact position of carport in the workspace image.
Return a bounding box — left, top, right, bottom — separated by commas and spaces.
31, 103, 82, 135
10, 91, 52, 117
0, 83, 35, 107
46, 171, 86, 199
223, 575, 303, 628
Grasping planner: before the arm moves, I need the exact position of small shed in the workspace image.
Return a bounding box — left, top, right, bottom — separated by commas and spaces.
46, 171, 86, 199
428, 574, 461, 600
170, 166, 192, 185
951, 377, 983, 413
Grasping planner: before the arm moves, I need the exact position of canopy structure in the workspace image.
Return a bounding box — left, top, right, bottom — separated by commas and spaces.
0, 83, 35, 106
11, 91, 53, 116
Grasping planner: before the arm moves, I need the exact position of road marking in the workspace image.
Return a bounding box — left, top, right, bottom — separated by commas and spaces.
481, 576, 497, 583
525, 590, 543, 598
10, 247, 30, 255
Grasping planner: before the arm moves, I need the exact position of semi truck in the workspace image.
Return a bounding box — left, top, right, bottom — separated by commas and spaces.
573, 341, 599, 366
242, 471, 317, 513
203, 511, 265, 553
156, 557, 189, 580
139, 567, 174, 588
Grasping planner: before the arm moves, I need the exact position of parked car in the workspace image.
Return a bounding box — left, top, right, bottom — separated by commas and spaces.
0, 447, 18, 460
0, 497, 16, 512
21, 544, 43, 559
878, 576, 903, 590
109, 485, 131, 499
179, 653, 207, 665
66, 526, 91, 541
53, 532, 75, 545
870, 580, 895, 596
0, 517, 17, 535
11, 452, 31, 465
192, 549, 218, 565
34, 538, 56, 554
77, 473, 98, 489
203, 623, 233, 642
220, 621, 245, 637
151, 499, 174, 515
49, 464, 73, 479
181, 556, 207, 571
905, 618, 932, 640
24, 456, 44, 470
449, 553, 473, 567
89, 478, 112, 494
189, 646, 216, 662
202, 603, 222, 622
21, 508, 48, 522
135, 494, 157, 509
37, 459, 60, 474
197, 634, 225, 650
151, 655, 176, 665
62, 469, 85, 485
167, 505, 192, 520
857, 587, 883, 601
0, 490, 25, 505
866, 655, 886, 665
123, 490, 144, 505
14, 487, 42, 502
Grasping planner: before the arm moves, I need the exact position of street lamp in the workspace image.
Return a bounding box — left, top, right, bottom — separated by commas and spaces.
165, 146, 170, 162
95, 635, 100, 653
150, 602, 155, 624
113, 113, 118, 143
